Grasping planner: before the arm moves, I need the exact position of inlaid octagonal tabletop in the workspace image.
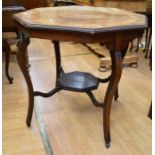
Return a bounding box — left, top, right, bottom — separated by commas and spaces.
13, 6, 147, 33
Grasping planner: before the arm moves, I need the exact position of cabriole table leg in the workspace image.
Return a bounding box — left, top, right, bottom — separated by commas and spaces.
3, 39, 13, 84
17, 32, 34, 127
103, 42, 128, 148
114, 88, 119, 100
103, 50, 123, 148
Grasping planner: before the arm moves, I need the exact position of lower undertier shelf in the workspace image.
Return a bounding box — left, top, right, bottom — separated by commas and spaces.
57, 71, 99, 92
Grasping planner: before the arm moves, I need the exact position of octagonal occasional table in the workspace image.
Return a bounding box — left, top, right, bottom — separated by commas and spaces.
12, 6, 147, 148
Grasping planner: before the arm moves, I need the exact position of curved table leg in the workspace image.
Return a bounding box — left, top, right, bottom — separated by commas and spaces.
143, 28, 149, 53
103, 51, 123, 148
17, 33, 34, 126
3, 39, 13, 84
145, 28, 152, 59
130, 41, 133, 51
114, 88, 119, 100
135, 38, 140, 52
52, 41, 65, 87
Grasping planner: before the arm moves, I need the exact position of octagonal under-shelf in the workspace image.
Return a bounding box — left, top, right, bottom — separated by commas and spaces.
57, 71, 99, 92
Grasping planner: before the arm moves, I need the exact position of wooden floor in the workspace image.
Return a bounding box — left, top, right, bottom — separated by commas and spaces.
3, 38, 152, 155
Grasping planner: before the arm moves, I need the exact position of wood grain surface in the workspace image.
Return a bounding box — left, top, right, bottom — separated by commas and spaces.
13, 6, 147, 30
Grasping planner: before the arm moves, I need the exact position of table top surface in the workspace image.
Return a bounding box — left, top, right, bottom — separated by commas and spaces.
13, 6, 147, 33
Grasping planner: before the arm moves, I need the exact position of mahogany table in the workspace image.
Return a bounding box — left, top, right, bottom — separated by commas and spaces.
12, 6, 147, 148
